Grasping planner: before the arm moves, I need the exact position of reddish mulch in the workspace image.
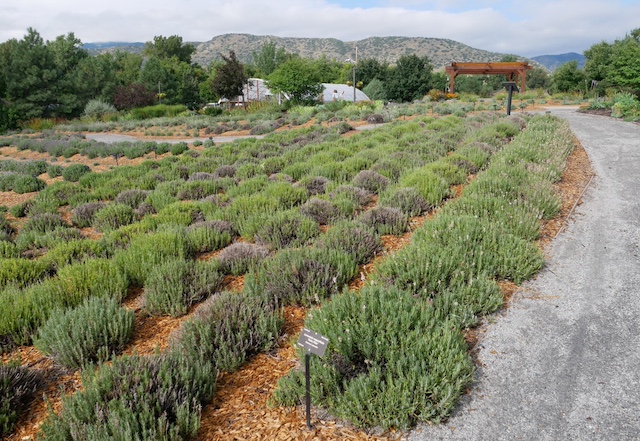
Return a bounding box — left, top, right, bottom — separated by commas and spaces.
2, 121, 594, 441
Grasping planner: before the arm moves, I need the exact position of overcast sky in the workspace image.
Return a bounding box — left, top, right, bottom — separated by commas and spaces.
2, 0, 638, 57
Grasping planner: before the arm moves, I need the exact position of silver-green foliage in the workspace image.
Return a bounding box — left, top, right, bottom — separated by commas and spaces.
272, 285, 473, 429
0, 258, 127, 351
171, 290, 283, 372
249, 247, 357, 307
40, 353, 216, 440
144, 259, 224, 317
34, 297, 134, 369
114, 229, 190, 286
0, 363, 43, 437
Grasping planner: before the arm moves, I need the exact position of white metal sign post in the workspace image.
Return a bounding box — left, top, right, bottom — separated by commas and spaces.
297, 328, 329, 429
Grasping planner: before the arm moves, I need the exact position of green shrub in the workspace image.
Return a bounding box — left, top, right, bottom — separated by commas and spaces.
71, 202, 106, 228
176, 180, 222, 201
83, 99, 117, 119
113, 229, 190, 286
43, 239, 112, 269
444, 195, 540, 241
215, 242, 270, 276
170, 142, 189, 156
379, 187, 431, 217
249, 247, 357, 306
46, 164, 64, 178
0, 242, 18, 259
398, 169, 450, 207
170, 290, 282, 372
299, 197, 341, 225
357, 206, 408, 236
298, 176, 329, 196
15, 227, 83, 254
8, 202, 30, 218
253, 210, 319, 250
155, 202, 203, 227
34, 297, 134, 369
55, 257, 129, 304
12, 175, 46, 194
433, 276, 503, 329
185, 220, 234, 254
144, 259, 224, 317
315, 220, 382, 265
21, 213, 68, 234
92, 203, 135, 232
351, 170, 390, 194
115, 189, 149, 209
40, 352, 215, 440
0, 258, 52, 289
262, 181, 309, 209
0, 258, 127, 349
329, 185, 373, 209
0, 363, 43, 437
62, 164, 91, 182
376, 214, 543, 296
272, 285, 473, 429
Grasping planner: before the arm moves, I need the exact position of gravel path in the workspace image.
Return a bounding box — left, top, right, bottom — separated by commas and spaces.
408, 108, 640, 441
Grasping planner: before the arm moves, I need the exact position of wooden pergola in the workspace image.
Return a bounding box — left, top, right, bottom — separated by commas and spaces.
445, 62, 533, 94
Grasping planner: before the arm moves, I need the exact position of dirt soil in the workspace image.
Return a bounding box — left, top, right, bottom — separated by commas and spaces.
1, 114, 594, 441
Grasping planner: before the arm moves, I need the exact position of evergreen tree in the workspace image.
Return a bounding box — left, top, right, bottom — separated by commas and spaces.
385, 54, 433, 102
551, 61, 586, 94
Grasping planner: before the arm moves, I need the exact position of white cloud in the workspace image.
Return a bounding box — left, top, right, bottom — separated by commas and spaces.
1, 0, 638, 57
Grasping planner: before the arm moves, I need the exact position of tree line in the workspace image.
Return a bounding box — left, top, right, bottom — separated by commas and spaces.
1, 27, 638, 132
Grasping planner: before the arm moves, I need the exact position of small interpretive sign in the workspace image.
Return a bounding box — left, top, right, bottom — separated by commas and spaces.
297, 328, 329, 358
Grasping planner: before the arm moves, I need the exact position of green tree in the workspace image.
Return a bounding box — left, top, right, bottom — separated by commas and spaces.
1, 28, 58, 120
551, 60, 586, 94
584, 41, 613, 84
362, 78, 386, 100
252, 41, 290, 77
47, 32, 89, 116
72, 53, 117, 104
113, 51, 143, 86
356, 58, 389, 87
606, 32, 640, 93
143, 35, 195, 64
138, 57, 169, 102
267, 57, 324, 105
385, 54, 433, 102
526, 67, 551, 90
312, 55, 344, 83
210, 51, 248, 104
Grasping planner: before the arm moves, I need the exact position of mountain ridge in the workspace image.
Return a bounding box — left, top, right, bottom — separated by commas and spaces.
191, 33, 526, 68
85, 34, 582, 72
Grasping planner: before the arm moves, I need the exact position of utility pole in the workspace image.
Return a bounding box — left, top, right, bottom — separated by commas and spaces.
353, 46, 358, 103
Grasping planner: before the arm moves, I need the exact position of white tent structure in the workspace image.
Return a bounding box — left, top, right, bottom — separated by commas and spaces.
321, 83, 370, 103
212, 80, 368, 107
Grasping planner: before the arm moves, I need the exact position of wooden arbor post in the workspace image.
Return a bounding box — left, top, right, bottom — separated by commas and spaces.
444, 62, 533, 94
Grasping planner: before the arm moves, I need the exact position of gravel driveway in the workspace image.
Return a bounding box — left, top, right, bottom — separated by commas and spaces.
408, 108, 640, 441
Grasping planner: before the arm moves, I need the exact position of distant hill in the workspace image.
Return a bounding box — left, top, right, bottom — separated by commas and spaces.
82, 42, 145, 55
83, 35, 539, 69
192, 34, 528, 69
531, 53, 585, 71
